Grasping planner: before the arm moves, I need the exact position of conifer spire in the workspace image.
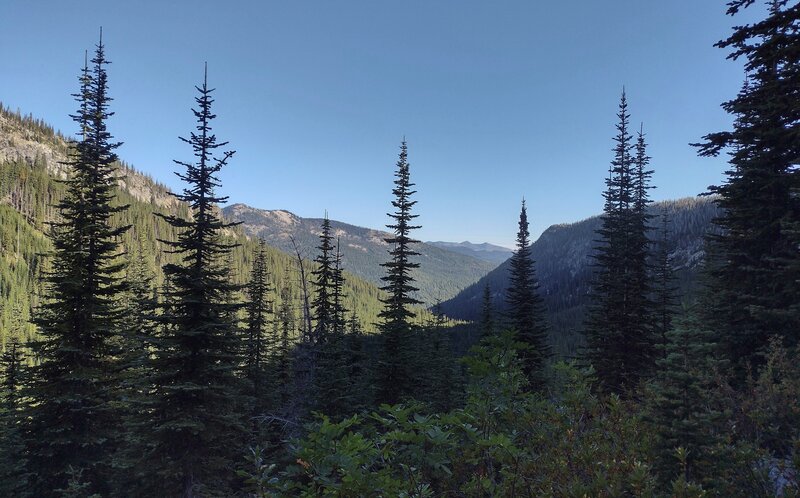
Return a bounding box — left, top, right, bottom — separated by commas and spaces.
376, 139, 422, 404
506, 199, 550, 387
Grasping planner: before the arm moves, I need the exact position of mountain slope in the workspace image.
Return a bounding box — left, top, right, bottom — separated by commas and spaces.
0, 104, 409, 345
440, 197, 720, 356
426, 241, 513, 265
223, 203, 497, 305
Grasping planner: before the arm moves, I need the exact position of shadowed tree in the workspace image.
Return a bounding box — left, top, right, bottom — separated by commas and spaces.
694, 0, 800, 375
376, 140, 422, 405
479, 283, 495, 338
24, 33, 130, 496
652, 208, 679, 359
584, 91, 655, 393
144, 66, 246, 497
244, 239, 273, 435
506, 199, 550, 388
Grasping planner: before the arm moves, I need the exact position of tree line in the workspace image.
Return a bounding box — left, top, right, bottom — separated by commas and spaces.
1, 1, 799, 495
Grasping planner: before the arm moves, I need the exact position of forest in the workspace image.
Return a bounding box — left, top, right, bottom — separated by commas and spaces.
0, 1, 799, 497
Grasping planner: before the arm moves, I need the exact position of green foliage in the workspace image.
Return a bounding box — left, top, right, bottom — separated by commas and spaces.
23, 37, 129, 496
584, 90, 655, 393
645, 317, 728, 489
376, 140, 424, 405
505, 200, 550, 387
142, 69, 248, 496
253, 335, 663, 496
694, 0, 800, 376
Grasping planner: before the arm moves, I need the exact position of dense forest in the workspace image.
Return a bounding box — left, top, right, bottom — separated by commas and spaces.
1, 1, 799, 497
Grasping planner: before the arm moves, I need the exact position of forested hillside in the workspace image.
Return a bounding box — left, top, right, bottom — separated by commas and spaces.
442, 196, 719, 356
224, 203, 496, 305
0, 104, 404, 348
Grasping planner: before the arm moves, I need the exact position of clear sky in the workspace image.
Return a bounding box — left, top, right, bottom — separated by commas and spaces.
1, 1, 762, 247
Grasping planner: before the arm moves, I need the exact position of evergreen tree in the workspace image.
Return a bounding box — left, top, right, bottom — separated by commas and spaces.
345, 309, 371, 411
479, 283, 495, 338
0, 337, 26, 496
314, 228, 351, 417
506, 199, 550, 387
331, 238, 348, 336
652, 209, 679, 358
376, 140, 422, 405
24, 34, 129, 496
244, 239, 273, 432
646, 316, 727, 488
425, 300, 461, 411
584, 91, 654, 393
144, 66, 246, 496
275, 268, 296, 410
311, 216, 336, 345
694, 0, 800, 374
112, 240, 159, 491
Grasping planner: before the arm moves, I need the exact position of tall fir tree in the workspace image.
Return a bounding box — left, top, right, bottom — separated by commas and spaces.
376, 140, 423, 405
24, 34, 129, 496
584, 91, 655, 393
506, 199, 550, 387
311, 215, 336, 345
694, 0, 800, 375
244, 239, 273, 433
144, 66, 246, 497
313, 225, 351, 417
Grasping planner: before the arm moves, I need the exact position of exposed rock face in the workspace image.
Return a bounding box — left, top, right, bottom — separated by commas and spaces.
0, 109, 177, 208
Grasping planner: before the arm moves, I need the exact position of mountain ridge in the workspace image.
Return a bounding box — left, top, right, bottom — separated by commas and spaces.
426, 240, 513, 265
440, 196, 719, 355
222, 203, 498, 306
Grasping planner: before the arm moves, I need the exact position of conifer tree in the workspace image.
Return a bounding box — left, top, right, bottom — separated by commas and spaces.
314, 227, 351, 416
584, 91, 654, 393
376, 140, 422, 405
506, 200, 550, 387
425, 300, 460, 411
646, 316, 727, 488
24, 34, 129, 496
694, 0, 800, 373
112, 240, 159, 491
479, 283, 495, 338
653, 209, 679, 358
331, 238, 348, 336
145, 66, 246, 496
244, 239, 273, 430
274, 266, 296, 410
0, 337, 26, 496
345, 309, 371, 411
311, 216, 336, 345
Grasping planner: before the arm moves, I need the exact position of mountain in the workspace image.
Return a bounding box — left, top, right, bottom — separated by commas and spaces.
440, 197, 720, 356
426, 241, 513, 265
0, 103, 413, 345
223, 203, 497, 306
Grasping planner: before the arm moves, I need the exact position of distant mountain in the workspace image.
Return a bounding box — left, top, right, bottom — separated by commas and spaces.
440, 197, 720, 356
223, 204, 497, 306
426, 241, 513, 265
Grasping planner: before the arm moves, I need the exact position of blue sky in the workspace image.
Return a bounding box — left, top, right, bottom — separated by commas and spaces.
1, 1, 761, 247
